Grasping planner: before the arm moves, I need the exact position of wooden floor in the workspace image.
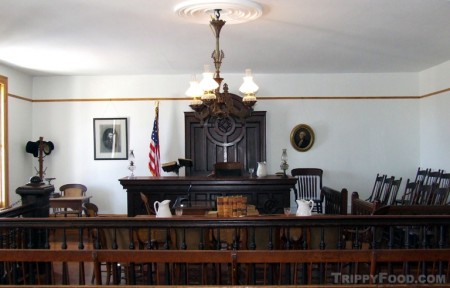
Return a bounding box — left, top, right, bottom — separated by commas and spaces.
49, 229, 99, 285
47, 214, 129, 285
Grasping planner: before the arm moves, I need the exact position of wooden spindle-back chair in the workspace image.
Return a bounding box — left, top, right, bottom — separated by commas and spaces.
291, 168, 323, 213
366, 174, 386, 202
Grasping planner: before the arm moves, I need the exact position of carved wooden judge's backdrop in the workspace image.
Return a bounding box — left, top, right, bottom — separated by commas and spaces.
185, 94, 266, 176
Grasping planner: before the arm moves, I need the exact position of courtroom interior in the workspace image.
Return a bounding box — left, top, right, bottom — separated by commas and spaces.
1, 0, 450, 286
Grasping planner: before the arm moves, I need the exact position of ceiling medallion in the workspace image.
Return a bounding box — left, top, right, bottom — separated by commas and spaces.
174, 0, 263, 25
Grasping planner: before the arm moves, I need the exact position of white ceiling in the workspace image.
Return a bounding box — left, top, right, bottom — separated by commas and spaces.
1, 0, 450, 76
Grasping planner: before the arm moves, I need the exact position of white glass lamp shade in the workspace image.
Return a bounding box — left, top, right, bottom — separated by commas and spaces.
185, 79, 203, 97
281, 148, 288, 162
199, 65, 219, 101
186, 78, 204, 106
239, 69, 259, 94
199, 72, 218, 92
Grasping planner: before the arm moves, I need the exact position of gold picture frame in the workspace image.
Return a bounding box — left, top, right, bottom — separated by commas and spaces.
290, 124, 315, 152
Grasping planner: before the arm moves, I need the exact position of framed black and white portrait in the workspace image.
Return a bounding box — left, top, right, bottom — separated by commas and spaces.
93, 118, 128, 160
290, 124, 315, 152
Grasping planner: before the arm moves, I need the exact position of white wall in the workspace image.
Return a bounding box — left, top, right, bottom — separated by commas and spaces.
419, 60, 450, 95
27, 72, 421, 214
419, 61, 450, 171
32, 73, 418, 100
3, 62, 448, 214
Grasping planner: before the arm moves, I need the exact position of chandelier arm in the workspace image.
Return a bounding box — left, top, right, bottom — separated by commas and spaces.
187, 8, 257, 121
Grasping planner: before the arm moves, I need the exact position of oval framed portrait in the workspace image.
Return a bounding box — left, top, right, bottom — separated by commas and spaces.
290, 124, 315, 152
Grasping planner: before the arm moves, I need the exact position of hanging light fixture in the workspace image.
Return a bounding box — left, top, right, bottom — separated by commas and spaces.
186, 8, 259, 122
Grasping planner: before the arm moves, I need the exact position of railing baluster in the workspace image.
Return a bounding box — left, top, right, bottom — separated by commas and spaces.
353, 227, 360, 249
232, 227, 239, 250
164, 228, 171, 285
180, 228, 187, 285
319, 227, 325, 284
61, 228, 67, 250
438, 225, 445, 276
111, 228, 120, 284
198, 228, 205, 250
285, 227, 291, 284
128, 227, 136, 285
146, 227, 152, 249
181, 228, 187, 250
404, 226, 410, 275
248, 227, 256, 285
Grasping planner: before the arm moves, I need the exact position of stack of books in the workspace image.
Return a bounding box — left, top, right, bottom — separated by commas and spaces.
216, 196, 248, 217
245, 205, 259, 216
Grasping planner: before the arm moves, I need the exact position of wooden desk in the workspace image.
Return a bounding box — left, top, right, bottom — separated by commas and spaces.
119, 175, 297, 217
50, 196, 92, 216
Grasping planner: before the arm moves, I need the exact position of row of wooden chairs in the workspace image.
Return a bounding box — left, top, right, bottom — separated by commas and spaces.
400, 184, 449, 206
366, 174, 402, 206
368, 168, 450, 207
414, 167, 450, 188
400, 167, 450, 205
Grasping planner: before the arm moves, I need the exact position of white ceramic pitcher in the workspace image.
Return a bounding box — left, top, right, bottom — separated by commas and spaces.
256, 161, 268, 177
296, 199, 314, 216
154, 200, 172, 218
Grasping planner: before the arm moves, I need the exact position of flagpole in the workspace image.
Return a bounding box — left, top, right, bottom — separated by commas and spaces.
149, 101, 161, 177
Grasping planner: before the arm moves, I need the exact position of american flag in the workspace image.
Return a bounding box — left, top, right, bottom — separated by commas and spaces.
149, 102, 160, 176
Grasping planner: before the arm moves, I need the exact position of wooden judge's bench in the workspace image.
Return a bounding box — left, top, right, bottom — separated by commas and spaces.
119, 175, 296, 217
119, 106, 295, 217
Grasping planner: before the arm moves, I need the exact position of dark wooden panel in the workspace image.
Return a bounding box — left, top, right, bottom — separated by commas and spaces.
184, 110, 266, 176
119, 176, 296, 216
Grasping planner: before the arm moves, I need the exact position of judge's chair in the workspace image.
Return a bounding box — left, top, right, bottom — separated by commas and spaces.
291, 168, 323, 213
213, 162, 244, 177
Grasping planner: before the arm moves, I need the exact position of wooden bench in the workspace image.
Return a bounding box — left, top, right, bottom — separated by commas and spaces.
351, 191, 450, 215
377, 203, 450, 215
320, 186, 348, 215
350, 191, 450, 249
351, 191, 382, 215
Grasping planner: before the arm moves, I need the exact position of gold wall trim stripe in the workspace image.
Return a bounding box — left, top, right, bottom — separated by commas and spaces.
262, 96, 419, 100
8, 93, 32, 102
7, 87, 449, 103
32, 97, 182, 102
420, 87, 450, 98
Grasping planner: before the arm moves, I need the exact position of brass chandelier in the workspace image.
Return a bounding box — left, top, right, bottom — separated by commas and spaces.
186, 9, 259, 122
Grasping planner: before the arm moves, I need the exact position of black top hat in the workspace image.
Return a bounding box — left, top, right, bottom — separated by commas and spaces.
25, 140, 54, 157
25, 141, 39, 157
43, 141, 54, 155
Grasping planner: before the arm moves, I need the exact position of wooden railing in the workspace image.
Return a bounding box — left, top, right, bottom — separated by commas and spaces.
1, 215, 450, 286
0, 203, 34, 218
